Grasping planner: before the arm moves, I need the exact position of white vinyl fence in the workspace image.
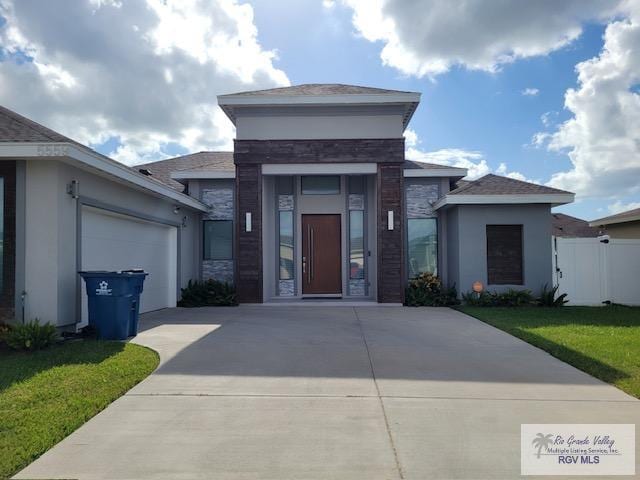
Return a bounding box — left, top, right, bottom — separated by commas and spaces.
553, 236, 640, 306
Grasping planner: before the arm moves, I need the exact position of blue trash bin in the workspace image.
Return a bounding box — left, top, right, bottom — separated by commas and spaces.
121, 270, 148, 336
79, 271, 147, 340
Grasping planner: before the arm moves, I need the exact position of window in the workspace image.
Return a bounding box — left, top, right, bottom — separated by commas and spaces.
407, 218, 437, 277
486, 225, 523, 285
349, 211, 365, 279
301, 176, 340, 195
203, 220, 233, 260
279, 211, 294, 280
348, 175, 365, 194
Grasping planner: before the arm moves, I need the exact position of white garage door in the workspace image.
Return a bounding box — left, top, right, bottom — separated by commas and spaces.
81, 206, 177, 323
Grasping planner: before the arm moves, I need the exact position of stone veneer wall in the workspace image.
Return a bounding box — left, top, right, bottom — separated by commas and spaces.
200, 181, 235, 284
406, 179, 440, 218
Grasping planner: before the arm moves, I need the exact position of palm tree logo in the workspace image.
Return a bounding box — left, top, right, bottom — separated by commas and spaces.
532, 433, 554, 459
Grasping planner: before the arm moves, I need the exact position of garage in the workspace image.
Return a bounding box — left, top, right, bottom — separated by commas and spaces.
80, 206, 178, 322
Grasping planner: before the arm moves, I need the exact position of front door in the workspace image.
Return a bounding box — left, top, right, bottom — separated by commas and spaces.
302, 214, 342, 295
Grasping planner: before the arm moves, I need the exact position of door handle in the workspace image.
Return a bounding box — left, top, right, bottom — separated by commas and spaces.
310, 227, 314, 280
307, 224, 312, 284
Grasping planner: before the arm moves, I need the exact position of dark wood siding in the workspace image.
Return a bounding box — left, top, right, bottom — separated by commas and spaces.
235, 164, 262, 302
377, 163, 404, 302
486, 225, 523, 285
234, 138, 405, 165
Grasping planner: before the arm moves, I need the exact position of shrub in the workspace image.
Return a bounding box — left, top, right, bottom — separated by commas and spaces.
537, 283, 568, 307
6, 319, 58, 351
178, 279, 238, 307
405, 273, 460, 307
0, 322, 12, 345
462, 289, 534, 307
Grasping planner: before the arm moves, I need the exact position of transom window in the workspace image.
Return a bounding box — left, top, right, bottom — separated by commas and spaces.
301, 176, 340, 195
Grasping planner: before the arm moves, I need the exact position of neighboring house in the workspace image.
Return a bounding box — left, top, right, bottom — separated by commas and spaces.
0, 84, 575, 326
589, 208, 640, 239
552, 213, 598, 238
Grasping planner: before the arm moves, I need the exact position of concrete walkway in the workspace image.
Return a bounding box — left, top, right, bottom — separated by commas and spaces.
15, 306, 639, 479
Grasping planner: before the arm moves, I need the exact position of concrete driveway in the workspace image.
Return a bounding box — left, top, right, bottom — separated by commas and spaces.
16, 306, 639, 479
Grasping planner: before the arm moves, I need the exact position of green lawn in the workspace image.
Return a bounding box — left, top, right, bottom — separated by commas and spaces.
0, 340, 159, 479
458, 306, 640, 399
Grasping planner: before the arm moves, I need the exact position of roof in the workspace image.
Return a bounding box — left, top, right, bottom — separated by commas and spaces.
434, 174, 575, 209
0, 105, 207, 211
552, 213, 599, 238
0, 105, 79, 144
135, 152, 234, 191
589, 207, 640, 227
403, 160, 467, 178
217, 83, 421, 130
219, 84, 417, 97
448, 174, 572, 196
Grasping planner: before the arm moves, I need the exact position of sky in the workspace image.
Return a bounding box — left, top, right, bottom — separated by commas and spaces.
0, 0, 639, 220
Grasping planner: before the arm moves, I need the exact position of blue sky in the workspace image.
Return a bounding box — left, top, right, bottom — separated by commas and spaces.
0, 0, 638, 220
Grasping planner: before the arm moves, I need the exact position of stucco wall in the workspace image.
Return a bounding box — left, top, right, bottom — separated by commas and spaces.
446, 204, 552, 296
22, 160, 200, 327
235, 105, 405, 140
599, 221, 640, 239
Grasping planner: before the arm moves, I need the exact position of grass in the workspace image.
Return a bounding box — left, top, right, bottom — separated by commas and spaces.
0, 340, 159, 479
457, 305, 640, 399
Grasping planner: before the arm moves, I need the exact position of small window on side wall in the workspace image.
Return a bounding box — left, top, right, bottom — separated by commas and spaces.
203, 220, 233, 260
301, 176, 340, 195
486, 225, 523, 285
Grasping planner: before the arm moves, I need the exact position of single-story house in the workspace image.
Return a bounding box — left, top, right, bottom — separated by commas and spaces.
0, 84, 575, 327
589, 208, 640, 239
552, 213, 598, 238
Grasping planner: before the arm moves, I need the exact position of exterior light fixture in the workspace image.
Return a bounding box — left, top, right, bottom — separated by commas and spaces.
387, 210, 394, 230
173, 206, 181, 214
245, 212, 252, 232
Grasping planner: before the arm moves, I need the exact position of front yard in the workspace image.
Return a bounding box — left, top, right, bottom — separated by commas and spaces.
0, 340, 159, 479
458, 305, 640, 399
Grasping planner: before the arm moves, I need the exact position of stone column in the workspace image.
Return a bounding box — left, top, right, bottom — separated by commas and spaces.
377, 163, 404, 303
235, 164, 262, 303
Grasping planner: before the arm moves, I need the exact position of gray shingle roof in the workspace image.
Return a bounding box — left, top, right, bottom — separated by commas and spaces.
590, 207, 640, 226
552, 213, 598, 238
403, 160, 465, 172
135, 152, 234, 191
0, 105, 79, 143
220, 83, 417, 97
448, 174, 572, 196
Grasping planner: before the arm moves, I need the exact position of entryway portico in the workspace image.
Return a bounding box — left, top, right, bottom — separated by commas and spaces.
261, 166, 379, 302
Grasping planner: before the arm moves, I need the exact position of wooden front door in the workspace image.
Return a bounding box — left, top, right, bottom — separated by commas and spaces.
302, 214, 342, 295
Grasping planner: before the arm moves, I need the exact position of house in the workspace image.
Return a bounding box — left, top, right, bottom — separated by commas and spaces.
0, 84, 575, 326
552, 213, 598, 238
589, 208, 640, 239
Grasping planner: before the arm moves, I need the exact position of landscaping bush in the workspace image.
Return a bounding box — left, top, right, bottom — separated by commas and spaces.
405, 272, 460, 306
177, 279, 238, 307
5, 319, 57, 351
537, 283, 568, 307
462, 289, 534, 307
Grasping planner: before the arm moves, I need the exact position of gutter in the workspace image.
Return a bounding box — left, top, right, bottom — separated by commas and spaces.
0, 142, 208, 212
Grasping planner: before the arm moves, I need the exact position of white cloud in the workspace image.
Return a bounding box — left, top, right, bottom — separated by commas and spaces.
0, 0, 289, 164
405, 129, 533, 182
606, 200, 640, 214
336, 0, 625, 77
521, 87, 539, 96
546, 3, 640, 202
540, 111, 558, 127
